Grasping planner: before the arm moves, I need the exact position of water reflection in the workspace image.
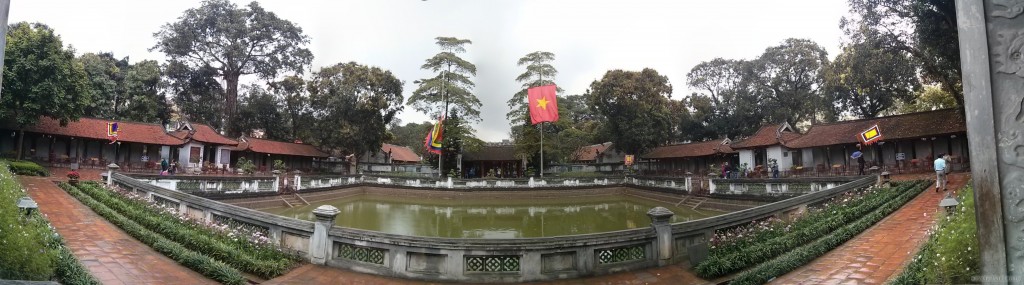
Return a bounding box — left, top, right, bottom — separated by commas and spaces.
263, 194, 724, 238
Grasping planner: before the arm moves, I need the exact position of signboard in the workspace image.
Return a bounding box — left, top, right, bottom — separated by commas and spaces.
896, 153, 906, 161
106, 122, 119, 143
624, 155, 635, 166
859, 125, 883, 145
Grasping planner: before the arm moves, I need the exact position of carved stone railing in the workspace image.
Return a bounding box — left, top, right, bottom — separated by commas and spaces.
108, 172, 877, 283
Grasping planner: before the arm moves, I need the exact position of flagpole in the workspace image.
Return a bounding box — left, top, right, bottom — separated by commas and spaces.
539, 73, 544, 178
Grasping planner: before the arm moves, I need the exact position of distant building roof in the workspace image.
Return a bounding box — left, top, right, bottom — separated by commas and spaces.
786, 109, 966, 149
381, 143, 420, 163
572, 142, 613, 162
730, 123, 801, 149
642, 138, 735, 159
16, 117, 184, 146
464, 144, 518, 161
234, 136, 329, 157
170, 122, 238, 145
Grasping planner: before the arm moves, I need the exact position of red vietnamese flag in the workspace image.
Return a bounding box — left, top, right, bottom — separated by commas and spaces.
527, 85, 559, 125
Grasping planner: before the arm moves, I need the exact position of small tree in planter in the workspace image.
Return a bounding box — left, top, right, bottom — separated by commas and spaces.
67, 170, 80, 185
236, 157, 256, 175
272, 160, 286, 174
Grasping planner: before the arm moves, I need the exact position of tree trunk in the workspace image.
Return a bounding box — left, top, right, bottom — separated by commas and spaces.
224, 72, 240, 132
15, 128, 24, 160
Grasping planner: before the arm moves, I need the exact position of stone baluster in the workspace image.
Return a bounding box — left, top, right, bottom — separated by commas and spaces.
310, 205, 339, 265
647, 207, 674, 266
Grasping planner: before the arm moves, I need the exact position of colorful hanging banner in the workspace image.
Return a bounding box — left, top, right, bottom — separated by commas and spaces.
423, 118, 444, 154
107, 122, 119, 144
859, 124, 882, 145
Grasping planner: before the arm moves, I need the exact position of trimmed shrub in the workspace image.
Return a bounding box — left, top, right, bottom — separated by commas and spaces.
8, 160, 48, 176
728, 180, 930, 285
70, 182, 294, 278
59, 183, 246, 285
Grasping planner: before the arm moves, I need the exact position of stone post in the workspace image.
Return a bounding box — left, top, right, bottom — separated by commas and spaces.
957, 1, 1020, 281
647, 207, 674, 266
106, 163, 120, 185
310, 205, 339, 265
295, 175, 302, 191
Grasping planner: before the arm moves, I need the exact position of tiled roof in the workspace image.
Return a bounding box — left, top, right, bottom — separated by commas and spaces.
18, 117, 184, 145
235, 137, 329, 157
464, 145, 518, 161
786, 109, 966, 149
382, 143, 420, 162
573, 142, 612, 162
642, 138, 735, 159
730, 123, 801, 149
169, 123, 238, 146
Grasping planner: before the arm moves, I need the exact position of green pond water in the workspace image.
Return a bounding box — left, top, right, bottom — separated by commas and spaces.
262, 194, 725, 238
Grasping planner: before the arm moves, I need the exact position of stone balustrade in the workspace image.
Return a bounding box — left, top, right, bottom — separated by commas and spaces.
109, 172, 875, 283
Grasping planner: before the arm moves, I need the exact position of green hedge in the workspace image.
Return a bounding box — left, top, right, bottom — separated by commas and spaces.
70, 182, 294, 278
0, 161, 97, 284
59, 183, 246, 285
889, 184, 979, 285
728, 180, 930, 285
696, 181, 922, 278
8, 160, 48, 176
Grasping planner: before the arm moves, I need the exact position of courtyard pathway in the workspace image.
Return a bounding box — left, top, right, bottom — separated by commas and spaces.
21, 176, 216, 285
768, 172, 970, 285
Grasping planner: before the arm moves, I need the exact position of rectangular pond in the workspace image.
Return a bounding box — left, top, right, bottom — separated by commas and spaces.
262, 194, 725, 238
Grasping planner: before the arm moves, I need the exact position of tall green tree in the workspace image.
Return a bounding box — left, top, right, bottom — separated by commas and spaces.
269, 75, 313, 141
844, 0, 961, 108
230, 85, 287, 140
586, 68, 674, 155
823, 37, 919, 118
387, 121, 432, 154
407, 37, 481, 122
685, 58, 761, 139
1, 22, 93, 160
892, 84, 957, 114
79, 53, 170, 123
308, 62, 404, 158
747, 38, 831, 125
153, 0, 313, 125
166, 61, 224, 129
506, 51, 559, 121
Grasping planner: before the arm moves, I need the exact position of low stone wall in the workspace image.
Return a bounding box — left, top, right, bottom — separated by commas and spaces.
109, 172, 875, 283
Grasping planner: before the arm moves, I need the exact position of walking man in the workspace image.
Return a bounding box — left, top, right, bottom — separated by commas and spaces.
934, 153, 947, 192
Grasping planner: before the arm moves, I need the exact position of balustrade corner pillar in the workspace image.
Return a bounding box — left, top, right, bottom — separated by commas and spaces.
106, 163, 120, 185
310, 205, 340, 265
647, 207, 674, 266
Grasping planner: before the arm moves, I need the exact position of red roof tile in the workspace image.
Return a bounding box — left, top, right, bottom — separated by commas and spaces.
730, 123, 801, 149
22, 117, 183, 145
188, 124, 238, 145
786, 109, 966, 148
235, 137, 329, 157
382, 143, 420, 162
642, 138, 735, 159
572, 142, 612, 162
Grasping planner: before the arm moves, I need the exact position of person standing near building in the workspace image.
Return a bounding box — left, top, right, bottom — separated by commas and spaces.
934, 153, 947, 192
160, 158, 168, 172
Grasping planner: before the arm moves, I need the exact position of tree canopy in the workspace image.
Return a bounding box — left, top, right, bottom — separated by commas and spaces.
1, 22, 93, 159
586, 68, 674, 155
407, 37, 481, 122
823, 36, 919, 118
79, 52, 170, 123
165, 62, 225, 130
153, 0, 313, 126
308, 62, 404, 158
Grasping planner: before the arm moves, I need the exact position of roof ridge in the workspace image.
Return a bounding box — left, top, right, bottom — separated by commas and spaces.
808, 108, 959, 128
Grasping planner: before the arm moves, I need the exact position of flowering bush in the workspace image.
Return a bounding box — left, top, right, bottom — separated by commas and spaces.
66, 170, 80, 180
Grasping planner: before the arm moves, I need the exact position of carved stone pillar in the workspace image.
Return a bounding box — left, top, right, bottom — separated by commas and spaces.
647, 207, 674, 266
309, 205, 339, 265
957, 0, 1024, 282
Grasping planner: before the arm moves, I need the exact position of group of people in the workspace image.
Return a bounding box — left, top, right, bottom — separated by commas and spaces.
160, 158, 178, 175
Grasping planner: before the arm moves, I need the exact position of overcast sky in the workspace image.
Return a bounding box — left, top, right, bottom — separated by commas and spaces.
10, 0, 851, 142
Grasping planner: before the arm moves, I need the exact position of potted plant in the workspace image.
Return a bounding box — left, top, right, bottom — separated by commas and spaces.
67, 170, 80, 185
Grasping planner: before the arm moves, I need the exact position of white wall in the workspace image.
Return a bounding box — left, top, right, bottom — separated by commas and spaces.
178, 142, 205, 169
738, 149, 754, 168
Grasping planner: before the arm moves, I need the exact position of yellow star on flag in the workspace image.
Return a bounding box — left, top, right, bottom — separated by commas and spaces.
536, 97, 550, 110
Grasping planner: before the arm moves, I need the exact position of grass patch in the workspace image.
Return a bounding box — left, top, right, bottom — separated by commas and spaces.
889, 184, 979, 285
7, 160, 48, 176
0, 161, 97, 284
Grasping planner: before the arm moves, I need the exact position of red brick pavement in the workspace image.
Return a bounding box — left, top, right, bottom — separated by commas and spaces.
768, 173, 970, 285
21, 176, 216, 285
